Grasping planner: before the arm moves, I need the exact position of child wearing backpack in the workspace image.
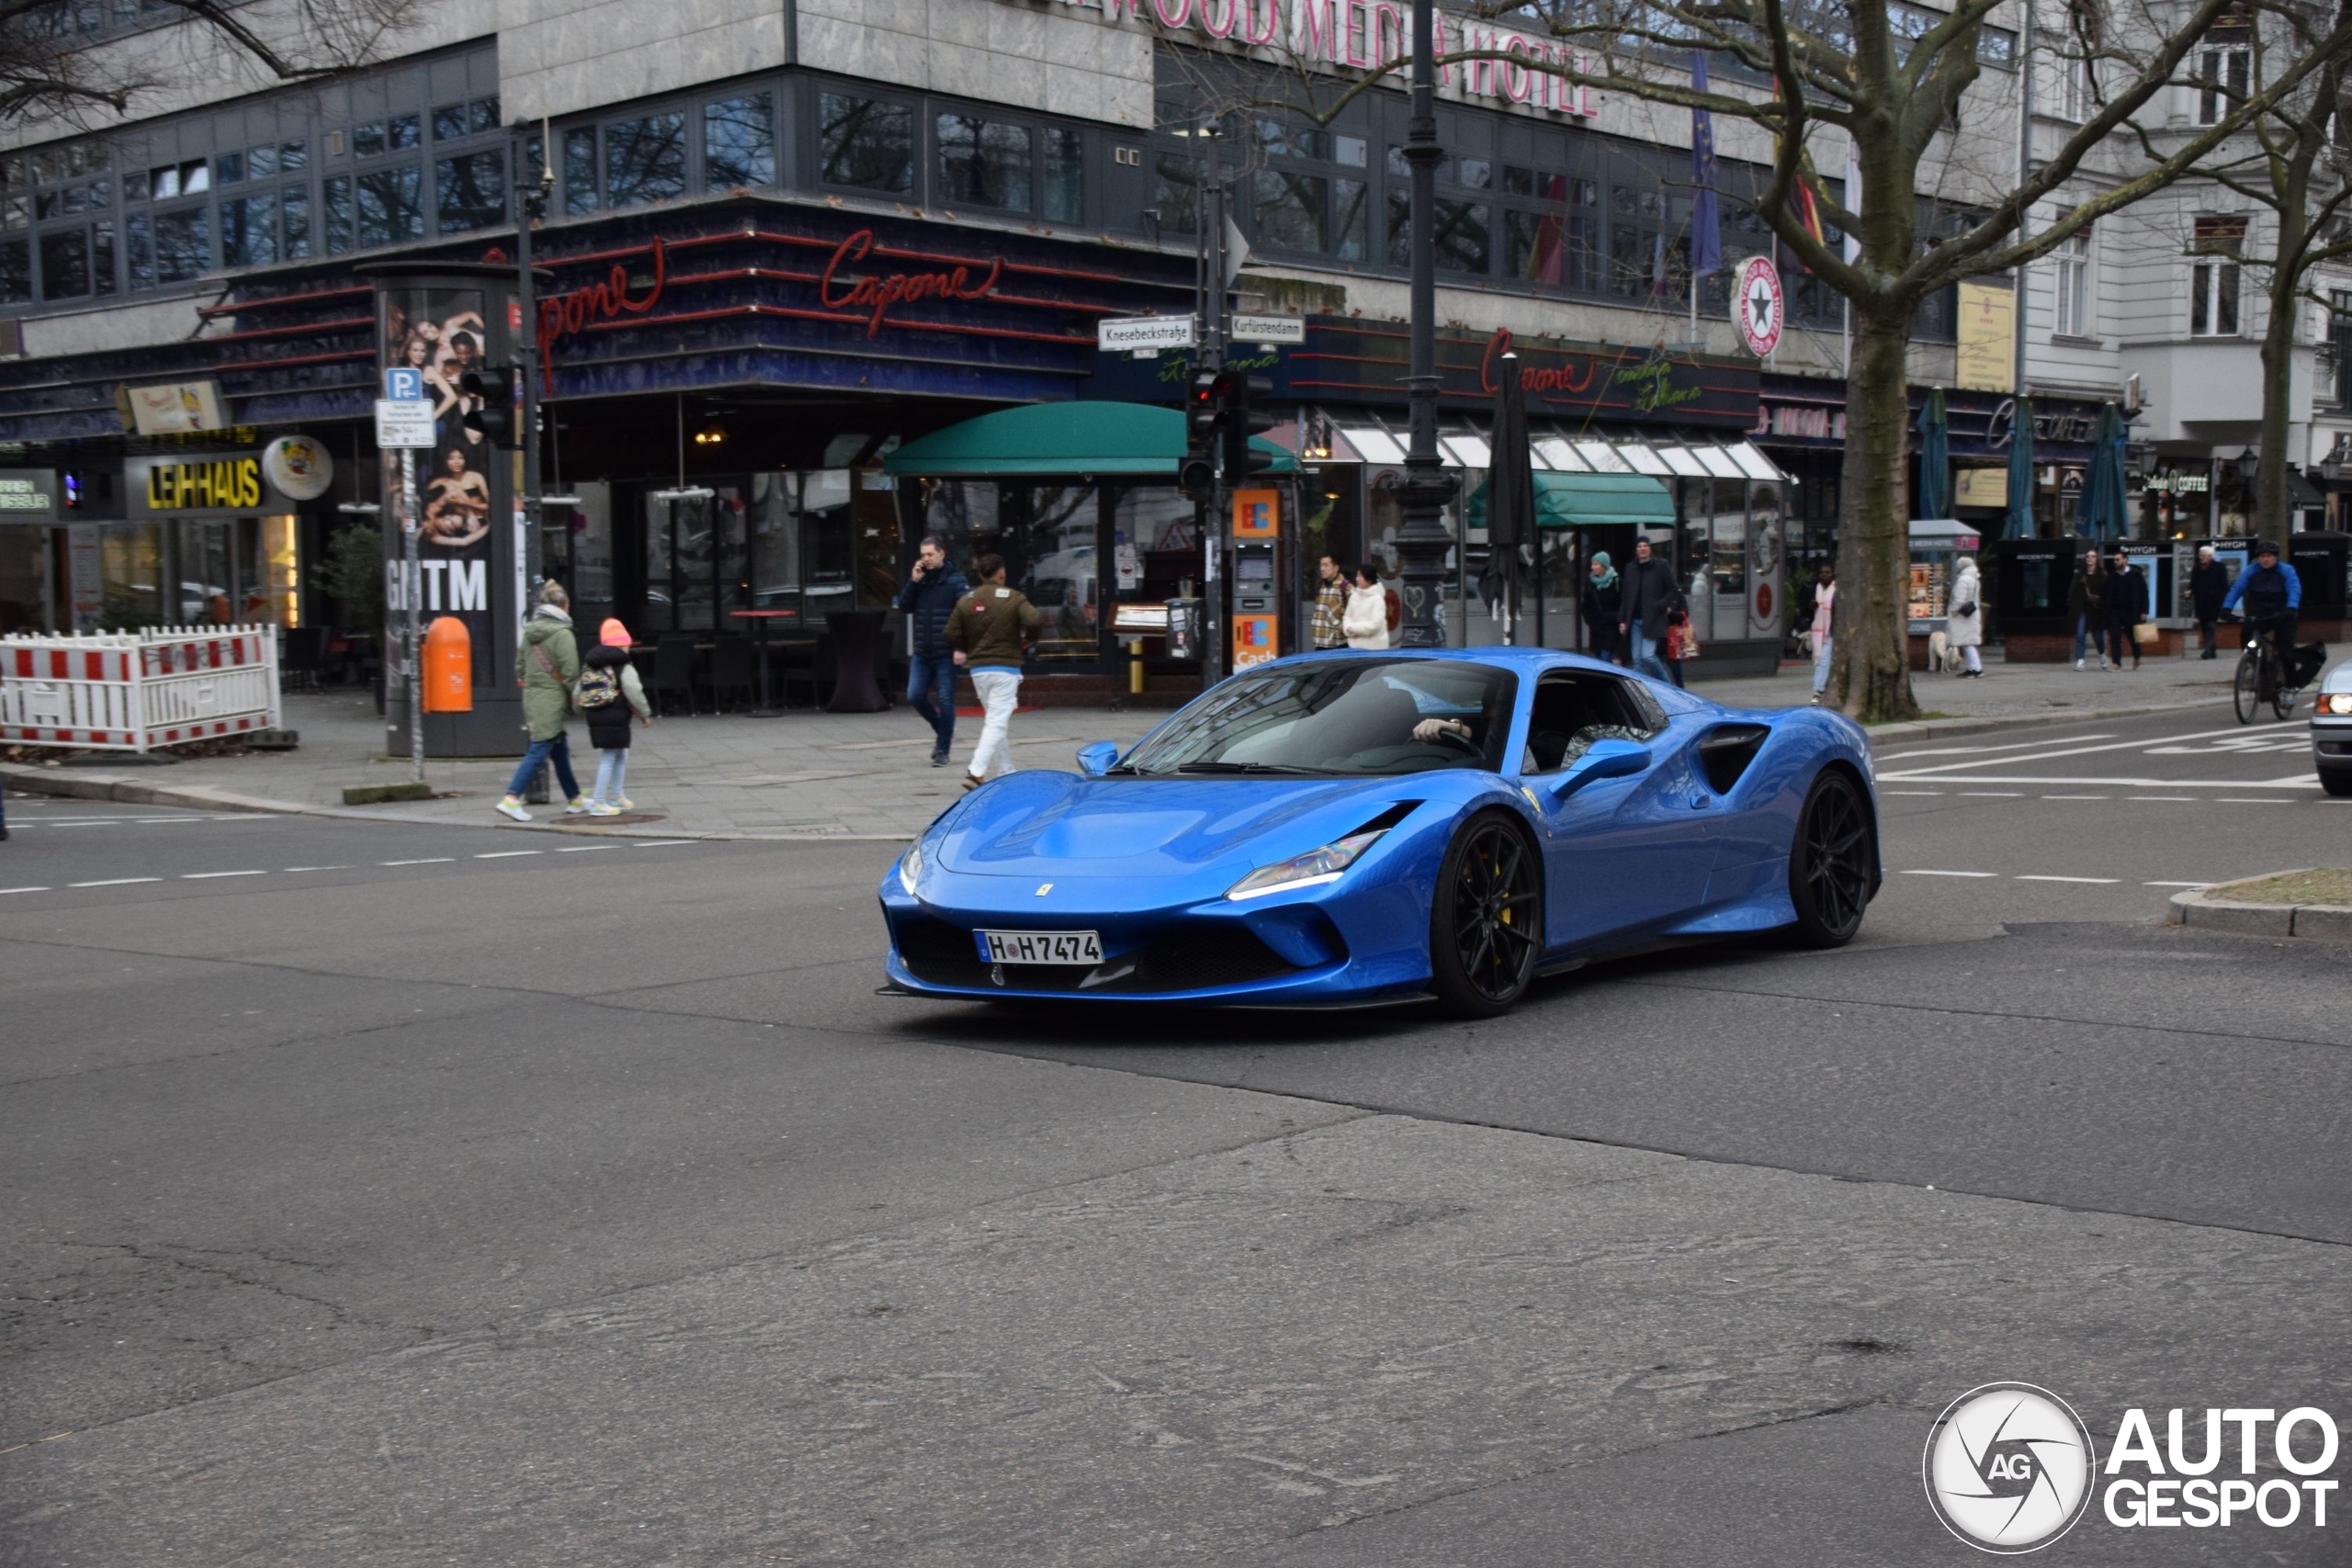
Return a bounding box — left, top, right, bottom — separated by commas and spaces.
577, 618, 651, 816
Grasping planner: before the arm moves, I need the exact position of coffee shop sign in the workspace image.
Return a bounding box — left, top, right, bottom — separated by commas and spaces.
1987, 397, 2097, 449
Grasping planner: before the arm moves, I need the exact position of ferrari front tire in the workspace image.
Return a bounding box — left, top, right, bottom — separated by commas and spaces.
1429, 809, 1543, 1018
1786, 769, 1873, 948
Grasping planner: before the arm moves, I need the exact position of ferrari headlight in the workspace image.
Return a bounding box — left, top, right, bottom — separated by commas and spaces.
898, 840, 923, 895
2324, 693, 2352, 716
1226, 830, 1386, 901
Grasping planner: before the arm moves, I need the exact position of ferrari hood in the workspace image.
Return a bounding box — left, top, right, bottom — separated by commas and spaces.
933, 773, 1426, 877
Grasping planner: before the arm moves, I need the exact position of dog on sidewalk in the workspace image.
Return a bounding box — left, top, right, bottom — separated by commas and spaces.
1926, 629, 1963, 674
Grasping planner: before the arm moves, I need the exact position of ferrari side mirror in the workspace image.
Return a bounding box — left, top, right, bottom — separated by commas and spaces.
1547, 739, 1650, 800
1076, 741, 1122, 777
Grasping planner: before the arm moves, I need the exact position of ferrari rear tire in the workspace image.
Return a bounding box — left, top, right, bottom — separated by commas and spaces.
1786, 769, 1873, 948
1429, 809, 1543, 1018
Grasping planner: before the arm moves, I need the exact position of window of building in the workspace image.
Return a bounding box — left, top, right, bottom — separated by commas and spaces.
247, 144, 277, 179
125, 212, 151, 288
322, 175, 354, 253
2332, 289, 2352, 408
92, 220, 114, 292
2190, 216, 2245, 335
820, 94, 912, 194
0, 238, 27, 303
355, 165, 422, 247
282, 188, 309, 258
435, 149, 504, 232
2198, 35, 2250, 124
432, 98, 495, 143
388, 114, 421, 152
2052, 226, 2091, 336
936, 114, 1031, 210
1153, 152, 1201, 233
1042, 125, 1082, 222
563, 128, 597, 214
152, 206, 209, 283
1252, 166, 1327, 252
220, 192, 276, 266
1334, 176, 1368, 261
218, 150, 244, 185
39, 228, 87, 298
704, 93, 775, 189
354, 122, 386, 159
605, 111, 685, 208
1386, 191, 1489, 274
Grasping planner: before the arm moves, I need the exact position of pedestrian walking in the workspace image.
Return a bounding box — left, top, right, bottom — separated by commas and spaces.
1807, 563, 1837, 702
577, 617, 651, 816
2103, 547, 2148, 671
946, 553, 1042, 794
1617, 535, 1679, 682
1309, 553, 1349, 650
497, 581, 589, 822
2189, 544, 2230, 660
895, 535, 968, 768
2068, 552, 2106, 670
1947, 554, 1984, 678
1580, 552, 1622, 664
1342, 563, 1391, 649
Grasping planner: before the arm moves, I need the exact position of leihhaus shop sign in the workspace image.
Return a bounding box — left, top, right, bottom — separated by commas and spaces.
127, 452, 306, 515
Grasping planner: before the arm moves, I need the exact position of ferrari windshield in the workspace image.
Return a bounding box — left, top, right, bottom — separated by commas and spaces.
1122, 659, 1519, 776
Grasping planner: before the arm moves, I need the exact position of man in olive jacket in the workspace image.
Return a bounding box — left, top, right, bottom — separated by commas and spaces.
945, 553, 1044, 792
497, 581, 587, 821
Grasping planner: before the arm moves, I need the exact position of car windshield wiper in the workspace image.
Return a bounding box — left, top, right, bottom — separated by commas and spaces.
1172, 761, 1325, 774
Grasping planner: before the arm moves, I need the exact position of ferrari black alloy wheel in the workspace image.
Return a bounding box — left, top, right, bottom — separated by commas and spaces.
1787, 770, 1873, 947
1430, 810, 1542, 1017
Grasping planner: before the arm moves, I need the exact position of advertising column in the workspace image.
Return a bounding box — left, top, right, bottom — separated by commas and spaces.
365, 263, 525, 757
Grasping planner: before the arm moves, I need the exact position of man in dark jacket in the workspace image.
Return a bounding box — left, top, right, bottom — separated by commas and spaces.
2102, 547, 2150, 671
894, 536, 968, 767
2188, 545, 2230, 659
1615, 535, 1680, 682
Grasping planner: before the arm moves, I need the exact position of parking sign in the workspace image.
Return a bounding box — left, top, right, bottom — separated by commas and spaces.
383, 367, 425, 402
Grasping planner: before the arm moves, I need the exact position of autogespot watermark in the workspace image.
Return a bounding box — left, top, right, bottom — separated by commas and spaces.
1924, 1383, 2342, 1553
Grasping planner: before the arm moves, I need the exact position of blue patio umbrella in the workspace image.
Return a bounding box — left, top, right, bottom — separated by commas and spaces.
2079, 401, 2128, 541
2003, 395, 2037, 539
1915, 388, 1951, 520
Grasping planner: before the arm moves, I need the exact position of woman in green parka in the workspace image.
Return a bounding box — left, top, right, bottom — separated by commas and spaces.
496, 581, 591, 821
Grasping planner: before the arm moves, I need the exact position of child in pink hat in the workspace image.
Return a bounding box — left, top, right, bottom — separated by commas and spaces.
576, 618, 650, 815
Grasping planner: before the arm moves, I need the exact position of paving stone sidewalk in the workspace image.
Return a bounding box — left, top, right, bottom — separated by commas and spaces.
1, 646, 2268, 840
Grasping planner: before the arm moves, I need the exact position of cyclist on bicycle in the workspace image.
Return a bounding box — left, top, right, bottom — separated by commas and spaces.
2221, 539, 2302, 667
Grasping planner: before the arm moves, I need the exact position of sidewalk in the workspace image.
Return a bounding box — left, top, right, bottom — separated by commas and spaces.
1, 649, 2255, 840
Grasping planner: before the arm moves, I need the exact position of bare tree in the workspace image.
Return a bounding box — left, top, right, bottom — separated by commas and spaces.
0, 0, 424, 126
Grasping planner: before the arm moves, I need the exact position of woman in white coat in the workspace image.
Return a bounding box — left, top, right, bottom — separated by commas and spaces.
1341, 564, 1391, 649
1945, 555, 1984, 677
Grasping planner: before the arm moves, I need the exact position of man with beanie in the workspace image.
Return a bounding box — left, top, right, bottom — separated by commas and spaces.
1616, 535, 1680, 683
945, 553, 1042, 794
895, 535, 968, 767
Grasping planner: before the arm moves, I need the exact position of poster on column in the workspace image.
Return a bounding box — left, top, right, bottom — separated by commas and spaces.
381, 287, 494, 689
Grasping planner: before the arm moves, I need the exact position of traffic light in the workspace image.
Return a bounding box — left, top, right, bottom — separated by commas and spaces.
1180, 367, 1221, 499
1216, 371, 1275, 490
460, 367, 521, 448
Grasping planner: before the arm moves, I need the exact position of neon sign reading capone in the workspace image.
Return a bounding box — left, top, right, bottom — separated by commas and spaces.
537, 236, 667, 391
820, 230, 1003, 338
1042, 0, 1597, 118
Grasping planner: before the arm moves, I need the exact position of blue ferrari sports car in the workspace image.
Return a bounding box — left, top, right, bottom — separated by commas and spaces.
879, 649, 1879, 1016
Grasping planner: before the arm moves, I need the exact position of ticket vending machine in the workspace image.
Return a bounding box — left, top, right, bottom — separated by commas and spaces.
1228, 488, 1283, 670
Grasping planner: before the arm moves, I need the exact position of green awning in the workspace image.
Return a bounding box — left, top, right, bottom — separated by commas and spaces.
882, 400, 1296, 478
1467, 470, 1673, 529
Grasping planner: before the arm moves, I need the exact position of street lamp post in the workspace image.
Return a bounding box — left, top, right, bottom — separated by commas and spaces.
1394, 0, 1456, 647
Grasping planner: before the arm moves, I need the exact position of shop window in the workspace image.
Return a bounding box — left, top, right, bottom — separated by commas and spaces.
125, 212, 152, 288
1042, 126, 1082, 223
563, 128, 598, 214
1022, 483, 1101, 663
356, 165, 422, 246
40, 228, 88, 298
1386, 192, 1489, 274
0, 238, 28, 303
435, 149, 505, 232
1153, 152, 1201, 233
820, 93, 912, 194
1251, 167, 1327, 252
605, 111, 685, 208
1335, 177, 1368, 261
282, 188, 310, 257
322, 175, 354, 254
153, 206, 209, 282
936, 114, 1031, 210
704, 93, 775, 189
220, 193, 277, 266
100, 523, 162, 629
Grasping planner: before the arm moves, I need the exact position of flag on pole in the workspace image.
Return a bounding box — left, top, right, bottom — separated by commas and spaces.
1690, 51, 1723, 278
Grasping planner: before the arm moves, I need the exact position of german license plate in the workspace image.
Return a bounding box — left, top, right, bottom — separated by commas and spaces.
976, 929, 1102, 965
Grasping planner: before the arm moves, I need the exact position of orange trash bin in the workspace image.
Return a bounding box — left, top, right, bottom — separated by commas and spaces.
422, 615, 473, 712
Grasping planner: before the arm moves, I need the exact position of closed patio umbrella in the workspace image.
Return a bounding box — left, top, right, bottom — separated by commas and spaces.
2003, 395, 2037, 539
1915, 388, 1951, 520
1477, 354, 1535, 643
2080, 401, 2128, 541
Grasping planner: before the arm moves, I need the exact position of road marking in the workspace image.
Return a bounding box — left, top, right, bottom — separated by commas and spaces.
2017, 874, 2120, 884
0, 886, 51, 895
2128, 795, 2196, 802
2218, 797, 2294, 804
1883, 790, 1944, 796
475, 850, 542, 859
2146, 881, 2209, 887
1877, 733, 2120, 762
69, 877, 161, 887
1959, 791, 2023, 797
282, 865, 350, 873
632, 840, 694, 847
2041, 795, 2109, 800
182, 870, 266, 879
1878, 725, 2258, 777
554, 843, 616, 852
379, 858, 455, 866
1899, 869, 1998, 878
1872, 773, 2322, 788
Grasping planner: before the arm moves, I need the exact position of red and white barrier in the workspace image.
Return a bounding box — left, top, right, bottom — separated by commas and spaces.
1, 626, 282, 751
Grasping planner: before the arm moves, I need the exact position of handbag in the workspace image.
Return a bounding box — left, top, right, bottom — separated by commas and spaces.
1667, 621, 1701, 660
2132, 621, 2159, 646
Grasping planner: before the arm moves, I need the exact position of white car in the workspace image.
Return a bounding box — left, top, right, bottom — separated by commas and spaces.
2315, 660, 2352, 796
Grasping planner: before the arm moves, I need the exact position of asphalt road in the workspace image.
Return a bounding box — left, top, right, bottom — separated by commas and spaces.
3, 704, 2346, 1567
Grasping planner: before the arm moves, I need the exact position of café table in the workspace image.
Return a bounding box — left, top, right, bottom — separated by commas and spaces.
825, 609, 889, 714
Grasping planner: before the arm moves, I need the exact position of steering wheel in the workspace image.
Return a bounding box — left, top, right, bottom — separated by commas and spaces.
1426, 724, 1479, 755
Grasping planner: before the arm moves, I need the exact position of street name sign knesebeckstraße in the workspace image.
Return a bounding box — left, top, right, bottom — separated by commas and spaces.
1098, 315, 1197, 352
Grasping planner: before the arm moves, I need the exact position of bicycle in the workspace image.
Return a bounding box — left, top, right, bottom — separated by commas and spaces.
2233, 619, 2300, 723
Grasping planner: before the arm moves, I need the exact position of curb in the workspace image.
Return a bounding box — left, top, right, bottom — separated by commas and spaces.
3, 696, 2226, 840
2168, 875, 2352, 940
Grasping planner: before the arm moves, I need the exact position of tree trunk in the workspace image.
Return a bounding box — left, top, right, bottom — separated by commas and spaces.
2256, 211, 2303, 541
1830, 308, 1920, 723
